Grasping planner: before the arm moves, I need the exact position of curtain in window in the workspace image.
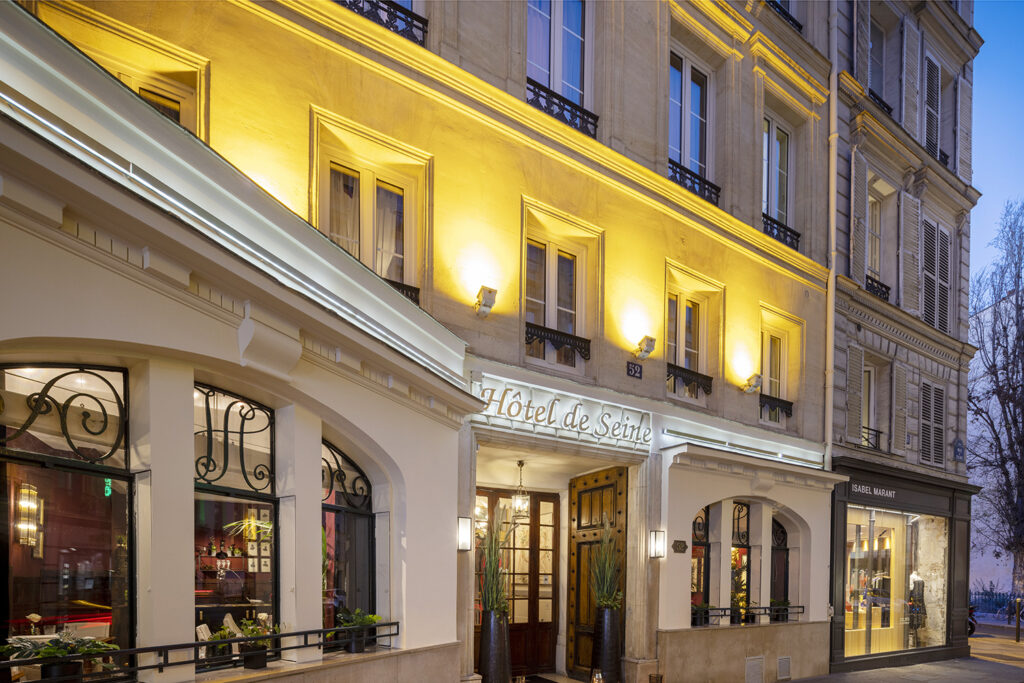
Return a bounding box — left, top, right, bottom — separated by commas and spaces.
669, 55, 683, 165
374, 181, 404, 281
329, 167, 360, 257
560, 0, 585, 104
527, 0, 552, 86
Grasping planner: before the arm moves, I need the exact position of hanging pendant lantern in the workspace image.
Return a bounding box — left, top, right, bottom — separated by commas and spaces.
512, 460, 529, 523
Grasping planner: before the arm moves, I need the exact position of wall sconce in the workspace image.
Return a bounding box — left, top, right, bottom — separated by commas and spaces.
17, 484, 39, 546
475, 286, 497, 318
742, 373, 762, 394
457, 516, 473, 552
649, 530, 666, 559
512, 460, 530, 522
633, 336, 656, 360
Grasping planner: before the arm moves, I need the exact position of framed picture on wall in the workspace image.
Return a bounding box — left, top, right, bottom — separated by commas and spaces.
260, 542, 270, 557
260, 558, 271, 573
247, 558, 257, 573
259, 509, 271, 522
247, 541, 258, 557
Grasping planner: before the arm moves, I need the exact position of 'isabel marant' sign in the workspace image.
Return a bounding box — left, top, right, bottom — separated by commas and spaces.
471, 375, 652, 452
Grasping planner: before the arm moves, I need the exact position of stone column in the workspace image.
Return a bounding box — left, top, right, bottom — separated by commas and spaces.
709, 499, 732, 622
131, 359, 195, 683
750, 503, 773, 624
623, 455, 659, 683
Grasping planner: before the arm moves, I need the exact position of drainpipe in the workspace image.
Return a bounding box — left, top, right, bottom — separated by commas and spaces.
825, 0, 839, 473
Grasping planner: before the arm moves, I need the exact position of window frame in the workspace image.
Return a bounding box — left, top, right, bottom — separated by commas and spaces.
861, 366, 875, 433
527, 0, 594, 108
867, 194, 882, 280
666, 289, 709, 402
869, 20, 885, 94
523, 235, 587, 371
669, 49, 715, 181
760, 325, 788, 426
762, 115, 793, 227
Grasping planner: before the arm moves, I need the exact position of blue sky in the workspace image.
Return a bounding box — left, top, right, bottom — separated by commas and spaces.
970, 0, 1024, 274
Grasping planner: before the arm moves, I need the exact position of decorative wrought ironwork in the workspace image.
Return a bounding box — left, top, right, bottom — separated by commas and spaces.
732, 502, 750, 545
939, 149, 950, 167
667, 363, 714, 396
194, 384, 274, 494
691, 605, 732, 627
861, 425, 884, 451
0, 366, 127, 465
761, 213, 801, 250
525, 322, 592, 361
384, 278, 420, 305
334, 0, 427, 46
692, 506, 709, 543
668, 159, 722, 206
868, 89, 894, 116
865, 274, 891, 302
749, 604, 804, 621
765, 0, 802, 32
525, 78, 599, 138
759, 393, 794, 418
322, 440, 372, 510
772, 519, 788, 548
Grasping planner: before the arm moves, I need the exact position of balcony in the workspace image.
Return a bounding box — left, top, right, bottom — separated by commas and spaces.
765, 0, 803, 32
525, 322, 591, 361
385, 278, 420, 305
761, 213, 800, 251
526, 78, 598, 138
759, 393, 794, 419
939, 149, 951, 168
865, 274, 890, 302
667, 363, 714, 397
868, 89, 894, 117
861, 426, 884, 451
335, 0, 427, 46
668, 159, 721, 207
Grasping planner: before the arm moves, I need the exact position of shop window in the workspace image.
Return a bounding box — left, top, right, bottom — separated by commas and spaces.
322, 440, 375, 629
0, 365, 131, 647
193, 384, 276, 646
691, 506, 711, 626
844, 505, 948, 656
730, 502, 752, 624
770, 519, 790, 621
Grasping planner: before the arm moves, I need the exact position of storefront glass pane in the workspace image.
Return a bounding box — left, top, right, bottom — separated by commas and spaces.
322, 508, 373, 628
844, 505, 948, 657
3, 461, 130, 645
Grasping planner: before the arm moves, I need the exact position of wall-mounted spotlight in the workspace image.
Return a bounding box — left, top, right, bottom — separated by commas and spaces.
633, 336, 656, 360
742, 373, 762, 394
475, 286, 497, 318
649, 529, 667, 559
457, 516, 473, 552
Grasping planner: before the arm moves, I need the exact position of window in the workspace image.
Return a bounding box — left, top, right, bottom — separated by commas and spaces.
919, 382, 945, 466
669, 53, 710, 179
528, 0, 587, 106
730, 502, 752, 624
525, 238, 582, 368
861, 367, 875, 446
691, 507, 710, 624
327, 164, 407, 284
921, 220, 951, 333
923, 55, 941, 159
869, 21, 885, 94
761, 330, 785, 422
762, 117, 791, 226
770, 519, 790, 621
867, 196, 881, 280
666, 294, 703, 399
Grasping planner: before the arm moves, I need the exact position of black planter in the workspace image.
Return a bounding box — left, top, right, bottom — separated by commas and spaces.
240, 644, 268, 669
40, 661, 83, 681
591, 606, 621, 683
346, 630, 366, 654
478, 610, 510, 683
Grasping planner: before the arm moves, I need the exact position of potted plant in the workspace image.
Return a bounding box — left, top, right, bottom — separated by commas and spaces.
477, 505, 512, 683
336, 608, 381, 653
0, 631, 119, 680
205, 626, 234, 661
237, 618, 278, 669
590, 517, 623, 683
690, 602, 713, 627
770, 598, 791, 623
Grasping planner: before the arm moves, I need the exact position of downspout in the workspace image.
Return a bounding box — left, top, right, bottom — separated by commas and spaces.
825, 0, 838, 473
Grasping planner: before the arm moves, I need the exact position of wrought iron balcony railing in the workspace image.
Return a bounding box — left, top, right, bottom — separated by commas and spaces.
668, 159, 722, 206
865, 274, 890, 302
939, 149, 950, 168
868, 89, 894, 117
761, 213, 801, 250
384, 278, 420, 305
525, 322, 591, 361
759, 393, 794, 419
526, 78, 599, 138
335, 0, 427, 46
861, 426, 884, 451
765, 0, 803, 32
667, 363, 714, 396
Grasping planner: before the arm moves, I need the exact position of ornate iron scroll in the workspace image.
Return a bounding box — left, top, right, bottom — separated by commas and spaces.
526, 78, 599, 138
761, 213, 801, 251
525, 322, 592, 361
732, 502, 750, 545
335, 0, 428, 46
322, 440, 372, 511
759, 393, 794, 418
668, 158, 722, 207
194, 384, 274, 494
692, 506, 709, 543
667, 363, 714, 396
865, 274, 891, 302
772, 518, 788, 548
0, 367, 126, 465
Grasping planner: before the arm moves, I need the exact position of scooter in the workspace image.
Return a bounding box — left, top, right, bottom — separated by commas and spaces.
968, 605, 978, 636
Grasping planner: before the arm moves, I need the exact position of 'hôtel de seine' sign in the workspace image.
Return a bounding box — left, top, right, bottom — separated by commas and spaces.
471, 374, 652, 453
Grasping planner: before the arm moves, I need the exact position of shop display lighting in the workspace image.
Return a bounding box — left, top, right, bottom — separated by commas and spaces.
17, 484, 39, 546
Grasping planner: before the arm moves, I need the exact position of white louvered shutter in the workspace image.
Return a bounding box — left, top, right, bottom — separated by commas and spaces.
893, 364, 907, 453
921, 219, 938, 328
924, 56, 941, 157
851, 150, 868, 286
846, 346, 864, 443
920, 382, 933, 464
937, 229, 951, 334
902, 19, 920, 139
855, 0, 870, 86
931, 384, 945, 466
958, 75, 972, 183
901, 193, 921, 314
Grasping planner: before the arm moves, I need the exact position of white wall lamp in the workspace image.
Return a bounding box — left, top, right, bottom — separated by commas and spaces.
17, 484, 39, 546
742, 373, 762, 394
633, 335, 656, 360
475, 286, 497, 318
649, 529, 667, 559
457, 516, 473, 552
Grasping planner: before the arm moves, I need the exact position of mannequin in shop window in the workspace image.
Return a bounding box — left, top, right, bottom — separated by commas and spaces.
908, 569, 926, 641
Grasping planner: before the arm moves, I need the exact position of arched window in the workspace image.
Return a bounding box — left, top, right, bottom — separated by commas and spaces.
321, 440, 374, 629
730, 502, 751, 624
691, 506, 710, 625
771, 518, 790, 621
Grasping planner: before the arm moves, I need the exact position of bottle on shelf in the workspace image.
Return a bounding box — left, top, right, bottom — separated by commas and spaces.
208, 538, 216, 556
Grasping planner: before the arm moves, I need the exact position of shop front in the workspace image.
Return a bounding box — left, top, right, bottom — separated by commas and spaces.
829, 459, 976, 671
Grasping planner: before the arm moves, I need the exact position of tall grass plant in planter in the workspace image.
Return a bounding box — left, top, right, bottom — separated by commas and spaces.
478, 505, 512, 683
590, 517, 622, 683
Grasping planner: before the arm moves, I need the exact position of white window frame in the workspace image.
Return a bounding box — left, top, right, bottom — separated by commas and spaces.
762, 115, 793, 227
318, 152, 419, 287
666, 290, 709, 403
760, 325, 788, 426
919, 380, 946, 466
867, 195, 882, 280
523, 234, 587, 372
669, 49, 714, 181
861, 366, 875, 434
527, 0, 595, 108
869, 20, 885, 94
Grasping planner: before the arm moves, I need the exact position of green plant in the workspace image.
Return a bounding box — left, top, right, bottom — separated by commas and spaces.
223, 518, 273, 542
209, 626, 233, 641
0, 631, 119, 660
238, 619, 279, 648
336, 608, 381, 628
479, 504, 513, 615
589, 516, 622, 609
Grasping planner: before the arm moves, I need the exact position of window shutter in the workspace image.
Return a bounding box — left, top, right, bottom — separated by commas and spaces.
846, 346, 864, 443
921, 219, 938, 327
900, 192, 920, 314
937, 229, 951, 334
902, 18, 920, 139
931, 384, 945, 466
855, 0, 871, 86
850, 149, 868, 286
919, 382, 933, 464
924, 57, 941, 157
893, 364, 907, 453
957, 75, 972, 183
